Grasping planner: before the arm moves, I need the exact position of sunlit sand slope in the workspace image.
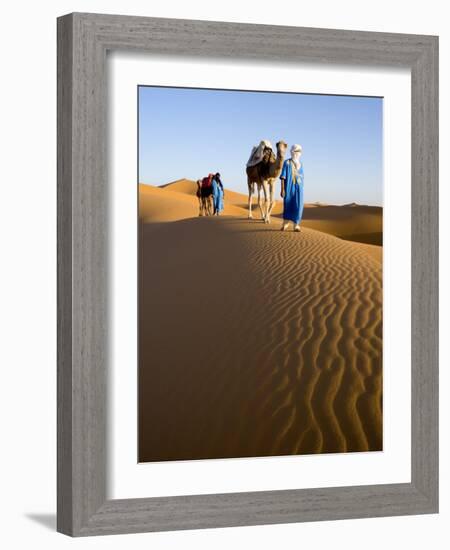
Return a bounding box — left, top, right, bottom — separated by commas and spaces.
142, 180, 383, 245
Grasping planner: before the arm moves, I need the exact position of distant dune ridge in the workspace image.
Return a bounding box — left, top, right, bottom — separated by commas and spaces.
138, 179, 383, 462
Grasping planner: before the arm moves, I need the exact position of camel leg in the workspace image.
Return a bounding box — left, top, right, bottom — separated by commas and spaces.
258, 185, 265, 221
266, 180, 275, 223
261, 181, 269, 222
248, 181, 254, 219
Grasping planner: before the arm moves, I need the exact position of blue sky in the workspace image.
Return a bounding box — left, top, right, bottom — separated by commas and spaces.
139, 86, 383, 206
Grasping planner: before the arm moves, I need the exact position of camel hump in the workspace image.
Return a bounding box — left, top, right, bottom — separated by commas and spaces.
246, 140, 273, 167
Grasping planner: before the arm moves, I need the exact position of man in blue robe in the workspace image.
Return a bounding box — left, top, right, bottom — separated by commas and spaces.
212, 173, 224, 216
280, 144, 304, 232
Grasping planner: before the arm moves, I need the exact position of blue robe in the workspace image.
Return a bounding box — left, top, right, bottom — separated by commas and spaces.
280, 159, 304, 224
212, 178, 224, 214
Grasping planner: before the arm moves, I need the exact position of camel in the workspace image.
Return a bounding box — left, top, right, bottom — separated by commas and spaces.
197, 177, 214, 216
246, 140, 288, 223
196, 180, 206, 216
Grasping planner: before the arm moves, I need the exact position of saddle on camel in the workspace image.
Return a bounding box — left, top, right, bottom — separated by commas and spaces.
200, 174, 214, 198
246, 140, 275, 179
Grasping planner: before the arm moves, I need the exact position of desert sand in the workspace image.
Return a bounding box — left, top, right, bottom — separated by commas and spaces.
139, 180, 382, 461
142, 179, 383, 245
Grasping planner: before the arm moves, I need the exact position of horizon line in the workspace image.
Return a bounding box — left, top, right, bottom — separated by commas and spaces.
138, 181, 383, 209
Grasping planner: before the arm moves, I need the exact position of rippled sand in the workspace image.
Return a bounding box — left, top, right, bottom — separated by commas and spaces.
139, 188, 382, 461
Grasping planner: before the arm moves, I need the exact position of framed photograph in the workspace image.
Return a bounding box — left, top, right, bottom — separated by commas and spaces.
57, 13, 438, 536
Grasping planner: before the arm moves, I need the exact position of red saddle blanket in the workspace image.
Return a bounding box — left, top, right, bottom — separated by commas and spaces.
201, 175, 214, 188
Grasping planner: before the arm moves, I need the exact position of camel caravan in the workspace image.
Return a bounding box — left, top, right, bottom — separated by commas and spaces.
197, 140, 304, 231
196, 173, 224, 217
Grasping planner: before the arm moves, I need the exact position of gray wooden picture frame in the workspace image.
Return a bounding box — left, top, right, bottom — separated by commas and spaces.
57, 12, 439, 537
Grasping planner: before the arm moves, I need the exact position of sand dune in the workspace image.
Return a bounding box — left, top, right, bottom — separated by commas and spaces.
159, 178, 199, 194
139, 183, 199, 222
139, 185, 383, 462
300, 204, 382, 245
147, 180, 383, 245
139, 183, 247, 222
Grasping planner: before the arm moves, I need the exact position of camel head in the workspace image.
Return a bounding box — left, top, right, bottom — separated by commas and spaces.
276, 141, 288, 158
